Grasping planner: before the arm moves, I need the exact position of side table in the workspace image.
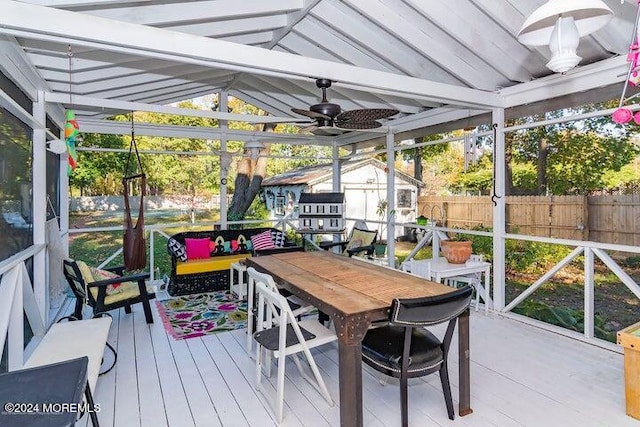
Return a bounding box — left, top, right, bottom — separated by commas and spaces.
230, 261, 247, 299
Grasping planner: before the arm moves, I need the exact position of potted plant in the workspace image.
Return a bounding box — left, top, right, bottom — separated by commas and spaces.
440, 233, 473, 264
374, 199, 396, 256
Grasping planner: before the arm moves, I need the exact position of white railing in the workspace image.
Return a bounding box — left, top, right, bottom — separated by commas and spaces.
354, 219, 640, 349
0, 245, 46, 371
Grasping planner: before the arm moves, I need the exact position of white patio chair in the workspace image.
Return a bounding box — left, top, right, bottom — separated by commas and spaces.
250, 267, 336, 423
246, 268, 315, 353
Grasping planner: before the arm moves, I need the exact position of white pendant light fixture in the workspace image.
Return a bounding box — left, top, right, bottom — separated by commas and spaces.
244, 139, 265, 160
46, 139, 68, 154
517, 0, 613, 73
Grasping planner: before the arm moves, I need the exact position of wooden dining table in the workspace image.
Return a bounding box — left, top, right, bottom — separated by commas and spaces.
246, 250, 472, 427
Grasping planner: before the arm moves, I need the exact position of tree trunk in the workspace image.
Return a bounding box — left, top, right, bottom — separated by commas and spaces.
537, 137, 548, 195
504, 135, 514, 196
227, 144, 271, 223
413, 140, 423, 195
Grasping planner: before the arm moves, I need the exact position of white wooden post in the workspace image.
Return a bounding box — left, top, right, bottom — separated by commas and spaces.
219, 90, 228, 230
584, 247, 595, 339
332, 143, 341, 244
385, 130, 395, 267
32, 90, 48, 322
492, 108, 506, 311
60, 127, 70, 257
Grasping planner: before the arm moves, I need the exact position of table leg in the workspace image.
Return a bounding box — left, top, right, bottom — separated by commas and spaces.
458, 308, 472, 416
333, 314, 370, 427
338, 341, 363, 427
484, 266, 491, 314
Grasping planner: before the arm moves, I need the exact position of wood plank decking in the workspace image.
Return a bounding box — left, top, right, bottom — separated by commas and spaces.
65, 299, 636, 427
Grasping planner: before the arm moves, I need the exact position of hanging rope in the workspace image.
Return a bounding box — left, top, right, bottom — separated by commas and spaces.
122, 112, 147, 271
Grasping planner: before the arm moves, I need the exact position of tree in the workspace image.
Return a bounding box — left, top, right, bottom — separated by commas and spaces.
506, 101, 638, 195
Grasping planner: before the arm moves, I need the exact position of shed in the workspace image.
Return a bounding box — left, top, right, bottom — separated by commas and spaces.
262, 159, 422, 237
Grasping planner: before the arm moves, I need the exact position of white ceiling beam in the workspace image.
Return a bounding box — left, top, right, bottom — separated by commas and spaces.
0, 1, 502, 108
76, 117, 327, 143
406, 0, 533, 83
264, 0, 322, 49
343, 0, 500, 90
221, 32, 275, 46
229, 88, 295, 117
500, 56, 628, 108
167, 15, 287, 37
312, 0, 461, 86
45, 92, 308, 124
0, 35, 42, 99
80, 0, 303, 26
25, 0, 152, 7
47, 68, 232, 97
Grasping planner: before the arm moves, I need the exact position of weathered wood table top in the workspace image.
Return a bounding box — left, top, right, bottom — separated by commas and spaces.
247, 251, 472, 427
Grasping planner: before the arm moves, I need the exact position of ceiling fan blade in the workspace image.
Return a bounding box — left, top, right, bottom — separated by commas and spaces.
291, 108, 332, 120
335, 120, 382, 130
335, 108, 399, 123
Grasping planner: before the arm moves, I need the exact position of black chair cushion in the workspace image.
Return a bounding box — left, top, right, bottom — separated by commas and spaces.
362, 325, 443, 377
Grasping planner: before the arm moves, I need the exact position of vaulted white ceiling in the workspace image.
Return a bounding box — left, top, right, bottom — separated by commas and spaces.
0, 0, 636, 144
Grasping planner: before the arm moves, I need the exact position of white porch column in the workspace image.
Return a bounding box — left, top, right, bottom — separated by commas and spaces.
332, 143, 341, 191
60, 132, 69, 257
385, 130, 395, 267
32, 90, 47, 321
332, 142, 341, 243
219, 91, 228, 229
492, 108, 506, 311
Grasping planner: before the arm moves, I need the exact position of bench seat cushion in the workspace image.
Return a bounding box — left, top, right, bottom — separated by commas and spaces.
24, 317, 112, 393
176, 254, 249, 275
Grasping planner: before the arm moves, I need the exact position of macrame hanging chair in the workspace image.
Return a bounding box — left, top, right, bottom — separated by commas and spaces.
122, 113, 147, 271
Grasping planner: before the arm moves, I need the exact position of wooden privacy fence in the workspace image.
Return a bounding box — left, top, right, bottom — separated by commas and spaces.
418, 195, 640, 246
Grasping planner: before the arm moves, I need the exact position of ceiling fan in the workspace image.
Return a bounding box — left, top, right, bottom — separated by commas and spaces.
291, 79, 399, 136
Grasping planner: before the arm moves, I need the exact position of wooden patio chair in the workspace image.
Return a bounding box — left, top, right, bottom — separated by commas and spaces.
319, 224, 377, 258
362, 286, 473, 426
63, 259, 156, 324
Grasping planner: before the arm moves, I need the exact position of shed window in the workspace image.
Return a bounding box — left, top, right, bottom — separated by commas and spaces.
397, 189, 411, 208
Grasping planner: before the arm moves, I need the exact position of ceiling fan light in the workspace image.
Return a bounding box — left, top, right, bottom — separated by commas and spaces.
546, 16, 581, 73
244, 140, 265, 159
517, 0, 613, 46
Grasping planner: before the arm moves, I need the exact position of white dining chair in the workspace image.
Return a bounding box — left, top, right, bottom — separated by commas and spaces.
245, 268, 314, 354
250, 267, 336, 423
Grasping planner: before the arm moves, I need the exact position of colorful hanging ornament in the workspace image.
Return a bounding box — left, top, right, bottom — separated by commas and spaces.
612, 1, 640, 126
65, 109, 79, 175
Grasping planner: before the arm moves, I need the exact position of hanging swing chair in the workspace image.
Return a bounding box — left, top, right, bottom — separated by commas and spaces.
122, 113, 147, 271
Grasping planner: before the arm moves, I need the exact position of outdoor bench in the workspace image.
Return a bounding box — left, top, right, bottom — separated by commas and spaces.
167, 227, 302, 296
23, 316, 112, 395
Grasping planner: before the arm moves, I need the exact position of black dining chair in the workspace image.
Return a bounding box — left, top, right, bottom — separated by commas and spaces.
361, 285, 473, 426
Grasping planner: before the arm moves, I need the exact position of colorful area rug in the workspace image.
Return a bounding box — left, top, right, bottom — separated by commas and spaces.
156, 291, 247, 340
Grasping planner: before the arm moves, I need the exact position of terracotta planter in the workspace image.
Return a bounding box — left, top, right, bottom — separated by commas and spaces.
441, 240, 472, 264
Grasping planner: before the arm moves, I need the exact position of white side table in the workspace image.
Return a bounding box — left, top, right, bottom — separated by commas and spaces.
230, 262, 247, 299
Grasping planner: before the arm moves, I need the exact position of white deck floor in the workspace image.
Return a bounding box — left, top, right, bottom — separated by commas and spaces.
64, 299, 637, 427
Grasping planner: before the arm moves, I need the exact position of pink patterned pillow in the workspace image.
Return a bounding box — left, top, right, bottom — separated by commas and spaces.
185, 238, 211, 260
250, 230, 275, 250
